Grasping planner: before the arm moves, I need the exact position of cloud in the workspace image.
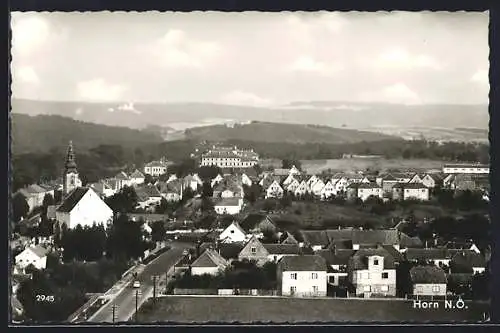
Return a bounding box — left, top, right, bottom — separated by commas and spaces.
76, 78, 127, 102
288, 55, 343, 75
360, 83, 421, 105
219, 90, 273, 107
471, 69, 488, 85
11, 15, 51, 56
14, 66, 40, 84
151, 29, 221, 69
375, 48, 442, 70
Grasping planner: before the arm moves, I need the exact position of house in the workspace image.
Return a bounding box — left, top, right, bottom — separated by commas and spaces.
277, 255, 327, 297
442, 163, 489, 174
300, 230, 329, 251
294, 180, 310, 197
17, 184, 55, 212
144, 160, 168, 177
310, 179, 326, 196
317, 249, 353, 286
346, 183, 382, 201
391, 172, 414, 183
15, 245, 49, 272
410, 266, 447, 296
237, 236, 269, 265
265, 180, 284, 199
218, 221, 247, 243
239, 214, 277, 236
348, 248, 397, 297
380, 174, 399, 196
213, 178, 244, 198
200, 146, 259, 168
404, 248, 458, 267
90, 181, 116, 198
333, 177, 349, 193
392, 183, 430, 201
289, 165, 301, 176
159, 179, 183, 202
421, 173, 442, 189
320, 180, 337, 200
241, 173, 253, 187
306, 175, 320, 188
286, 178, 301, 193
280, 231, 299, 245
190, 248, 229, 276
129, 169, 145, 185
182, 174, 202, 192
211, 174, 224, 187
135, 184, 163, 209
55, 187, 114, 229
115, 171, 133, 188
450, 250, 487, 275
409, 173, 424, 184
282, 174, 297, 187
214, 197, 244, 215
199, 242, 245, 263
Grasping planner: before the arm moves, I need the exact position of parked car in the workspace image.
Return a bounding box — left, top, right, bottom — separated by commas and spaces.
133, 281, 141, 288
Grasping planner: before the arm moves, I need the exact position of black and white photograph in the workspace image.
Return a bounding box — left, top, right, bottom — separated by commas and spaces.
9, 10, 491, 324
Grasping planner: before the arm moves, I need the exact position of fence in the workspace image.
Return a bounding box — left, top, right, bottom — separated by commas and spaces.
173, 288, 218, 295
218, 289, 278, 296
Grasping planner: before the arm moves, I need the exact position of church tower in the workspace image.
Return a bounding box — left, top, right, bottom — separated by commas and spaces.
63, 140, 82, 195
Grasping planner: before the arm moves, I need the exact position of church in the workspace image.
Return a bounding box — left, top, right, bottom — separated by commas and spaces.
54, 141, 114, 229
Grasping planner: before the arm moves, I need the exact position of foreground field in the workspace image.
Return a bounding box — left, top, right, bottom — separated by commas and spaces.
301, 158, 445, 174
136, 296, 488, 323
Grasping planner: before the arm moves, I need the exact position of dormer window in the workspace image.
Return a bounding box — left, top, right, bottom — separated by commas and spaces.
374, 259, 379, 265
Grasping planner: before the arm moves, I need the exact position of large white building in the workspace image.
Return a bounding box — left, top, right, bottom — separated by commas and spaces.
200, 146, 259, 168
143, 159, 168, 177
15, 245, 49, 272
277, 255, 328, 297
442, 163, 489, 174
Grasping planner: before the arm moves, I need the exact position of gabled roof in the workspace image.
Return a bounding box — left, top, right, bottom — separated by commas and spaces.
402, 183, 429, 190
349, 248, 396, 270
115, 171, 130, 180
222, 221, 246, 235
135, 184, 162, 201
382, 174, 398, 181
239, 214, 276, 232
278, 255, 327, 271
357, 182, 381, 189
200, 242, 244, 260
21, 184, 52, 194
451, 250, 486, 269
145, 160, 167, 167
274, 168, 291, 176
317, 249, 355, 266
90, 181, 112, 195
405, 248, 455, 261
352, 230, 400, 246
191, 248, 228, 268
410, 266, 447, 284
159, 180, 182, 194
24, 245, 49, 258
300, 230, 329, 247
56, 187, 89, 213
281, 232, 299, 245
130, 169, 145, 179
263, 243, 300, 255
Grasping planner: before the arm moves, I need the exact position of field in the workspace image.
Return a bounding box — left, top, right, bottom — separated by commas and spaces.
137, 296, 489, 323
301, 158, 445, 174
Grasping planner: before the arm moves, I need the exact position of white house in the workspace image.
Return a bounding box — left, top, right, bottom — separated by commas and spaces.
310, 179, 326, 196
306, 175, 320, 188
144, 160, 168, 177
17, 184, 55, 212
409, 173, 424, 184
277, 255, 328, 297
135, 184, 163, 209
289, 165, 301, 176
265, 180, 284, 199
214, 198, 244, 215
333, 177, 349, 193
183, 174, 203, 192
320, 180, 337, 200
285, 178, 301, 193
348, 248, 397, 297
347, 183, 383, 201
402, 183, 430, 201
218, 221, 247, 243
159, 180, 183, 202
129, 169, 145, 185
282, 174, 297, 187
421, 174, 439, 188
15, 245, 49, 272
294, 180, 309, 197
410, 266, 447, 296
443, 163, 489, 174
55, 187, 114, 229
191, 249, 229, 276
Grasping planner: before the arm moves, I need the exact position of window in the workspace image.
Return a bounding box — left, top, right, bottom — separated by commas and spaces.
312, 286, 318, 293
382, 272, 389, 279
416, 285, 424, 293
432, 285, 440, 292
380, 285, 389, 292
329, 276, 336, 284
374, 259, 379, 265
363, 285, 371, 292
311, 273, 318, 279
290, 273, 298, 280
230, 230, 234, 234
290, 286, 297, 293
251, 247, 256, 254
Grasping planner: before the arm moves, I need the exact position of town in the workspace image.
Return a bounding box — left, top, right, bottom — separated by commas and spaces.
10, 141, 491, 323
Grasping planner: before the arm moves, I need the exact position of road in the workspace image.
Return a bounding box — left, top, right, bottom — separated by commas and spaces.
88, 242, 192, 323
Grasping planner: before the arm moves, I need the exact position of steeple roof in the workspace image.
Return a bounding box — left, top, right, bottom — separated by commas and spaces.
65, 140, 78, 172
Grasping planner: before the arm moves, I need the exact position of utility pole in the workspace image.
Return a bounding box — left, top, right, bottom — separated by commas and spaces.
112, 303, 117, 323
135, 290, 139, 322
153, 275, 157, 304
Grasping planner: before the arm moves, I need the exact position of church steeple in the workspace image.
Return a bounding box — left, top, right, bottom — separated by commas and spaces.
63, 140, 82, 195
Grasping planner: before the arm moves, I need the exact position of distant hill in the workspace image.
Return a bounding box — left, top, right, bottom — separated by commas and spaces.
184, 121, 396, 144
11, 99, 488, 135
11, 114, 164, 154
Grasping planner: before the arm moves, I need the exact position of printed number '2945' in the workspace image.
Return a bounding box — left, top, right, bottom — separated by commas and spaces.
36, 295, 55, 302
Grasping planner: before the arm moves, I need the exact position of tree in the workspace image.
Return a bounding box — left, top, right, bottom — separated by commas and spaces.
105, 186, 139, 213
42, 193, 55, 208
106, 214, 146, 262
243, 184, 261, 204
282, 159, 301, 170
151, 221, 166, 243
12, 192, 30, 223
201, 182, 213, 198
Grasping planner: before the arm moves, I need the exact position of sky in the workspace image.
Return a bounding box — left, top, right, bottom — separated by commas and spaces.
10, 11, 489, 106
